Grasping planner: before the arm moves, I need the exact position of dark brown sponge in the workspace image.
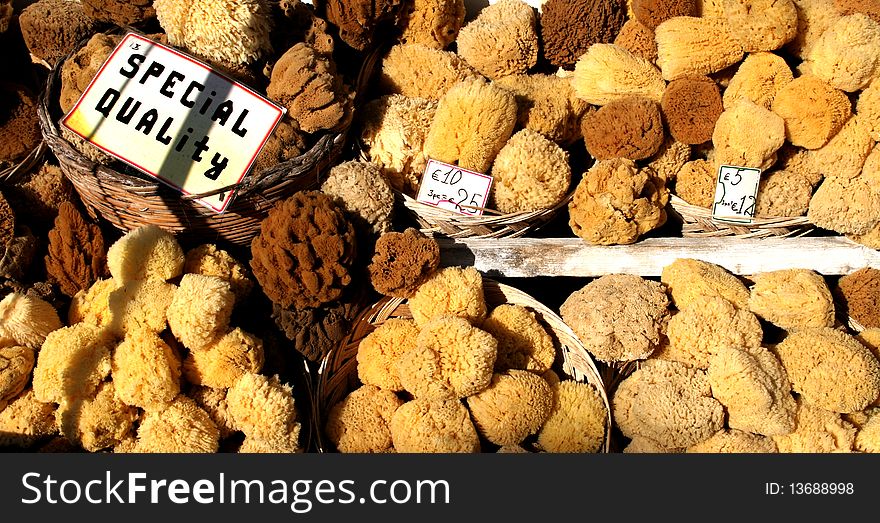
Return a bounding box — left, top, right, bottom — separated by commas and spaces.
82, 0, 155, 26
835, 268, 880, 329
540, 0, 627, 69
0, 84, 40, 165
582, 97, 665, 160
661, 75, 723, 145
19, 0, 98, 65
633, 0, 696, 30
368, 228, 440, 298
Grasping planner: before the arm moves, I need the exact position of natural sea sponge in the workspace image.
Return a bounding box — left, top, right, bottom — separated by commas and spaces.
183, 329, 264, 389
68, 278, 119, 329
633, 0, 695, 29
857, 82, 880, 140
82, 0, 155, 26
495, 74, 590, 145
539, 0, 628, 69
398, 0, 465, 49
755, 170, 813, 217
57, 382, 136, 452
749, 269, 835, 329
481, 304, 555, 373
184, 244, 253, 302
658, 296, 763, 369
267, 43, 353, 134
252, 118, 306, 175
571, 44, 666, 106
379, 44, 477, 100
359, 94, 437, 194
407, 266, 487, 326
167, 274, 235, 350
112, 330, 181, 410
655, 17, 744, 80
19, 0, 98, 65
396, 316, 497, 399
154, 0, 272, 65
188, 386, 236, 440
368, 228, 440, 299
771, 75, 852, 149
772, 398, 856, 452
808, 117, 874, 179
227, 373, 301, 447
357, 319, 420, 391
32, 324, 112, 405
777, 145, 824, 187
787, 0, 844, 58
560, 274, 670, 363
389, 399, 480, 453
271, 291, 364, 362
60, 33, 120, 114
661, 258, 750, 310
708, 345, 796, 436
326, 385, 403, 453
250, 191, 357, 310
0, 293, 62, 349
723, 0, 798, 51
0, 390, 57, 448
674, 160, 716, 208
568, 158, 669, 245
723, 52, 793, 110
6, 162, 74, 228
107, 225, 184, 283
648, 137, 692, 182
423, 77, 517, 173
134, 396, 219, 453
44, 202, 108, 298
613, 19, 658, 62
0, 227, 38, 281
836, 268, 880, 329
322, 161, 395, 235
0, 346, 34, 412
323, 0, 403, 51
854, 410, 880, 452
776, 328, 880, 412
623, 437, 679, 453
583, 97, 664, 160
537, 380, 608, 453
467, 370, 553, 446
107, 279, 177, 338
807, 14, 880, 92
490, 129, 572, 213
456, 0, 538, 80
687, 429, 778, 452
661, 76, 722, 145
713, 100, 786, 169
613, 359, 725, 448
807, 175, 880, 235
0, 84, 40, 166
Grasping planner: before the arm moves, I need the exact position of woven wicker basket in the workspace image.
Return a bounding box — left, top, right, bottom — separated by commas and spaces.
38, 38, 353, 248
315, 278, 612, 453
397, 191, 574, 239
669, 194, 814, 239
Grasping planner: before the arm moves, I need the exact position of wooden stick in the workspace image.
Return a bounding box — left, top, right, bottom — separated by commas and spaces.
438, 237, 880, 277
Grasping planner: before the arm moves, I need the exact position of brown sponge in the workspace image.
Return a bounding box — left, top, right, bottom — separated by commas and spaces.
582, 97, 664, 160
661, 75, 723, 145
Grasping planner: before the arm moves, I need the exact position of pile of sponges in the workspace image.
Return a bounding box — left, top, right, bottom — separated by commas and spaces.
324, 265, 609, 453
560, 257, 880, 453
0, 221, 306, 453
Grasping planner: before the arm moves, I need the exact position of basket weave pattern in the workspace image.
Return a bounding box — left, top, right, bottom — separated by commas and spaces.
669, 194, 814, 239
315, 279, 612, 452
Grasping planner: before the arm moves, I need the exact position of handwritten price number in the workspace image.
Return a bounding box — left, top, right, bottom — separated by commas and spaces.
713, 166, 759, 222
427, 165, 483, 215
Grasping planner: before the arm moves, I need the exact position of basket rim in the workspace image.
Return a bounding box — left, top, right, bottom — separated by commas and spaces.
669, 194, 813, 228
315, 277, 613, 454
0, 140, 47, 186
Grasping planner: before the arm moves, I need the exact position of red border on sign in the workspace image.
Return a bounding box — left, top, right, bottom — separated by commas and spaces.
61, 33, 286, 214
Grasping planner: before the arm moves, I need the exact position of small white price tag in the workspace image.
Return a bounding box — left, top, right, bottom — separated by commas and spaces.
416, 159, 493, 216
712, 165, 761, 224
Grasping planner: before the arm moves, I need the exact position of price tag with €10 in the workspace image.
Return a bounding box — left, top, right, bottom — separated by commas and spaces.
416, 159, 493, 216
712, 165, 761, 224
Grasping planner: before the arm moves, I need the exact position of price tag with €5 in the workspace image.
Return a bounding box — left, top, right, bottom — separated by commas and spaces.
416, 159, 493, 216
712, 165, 761, 224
